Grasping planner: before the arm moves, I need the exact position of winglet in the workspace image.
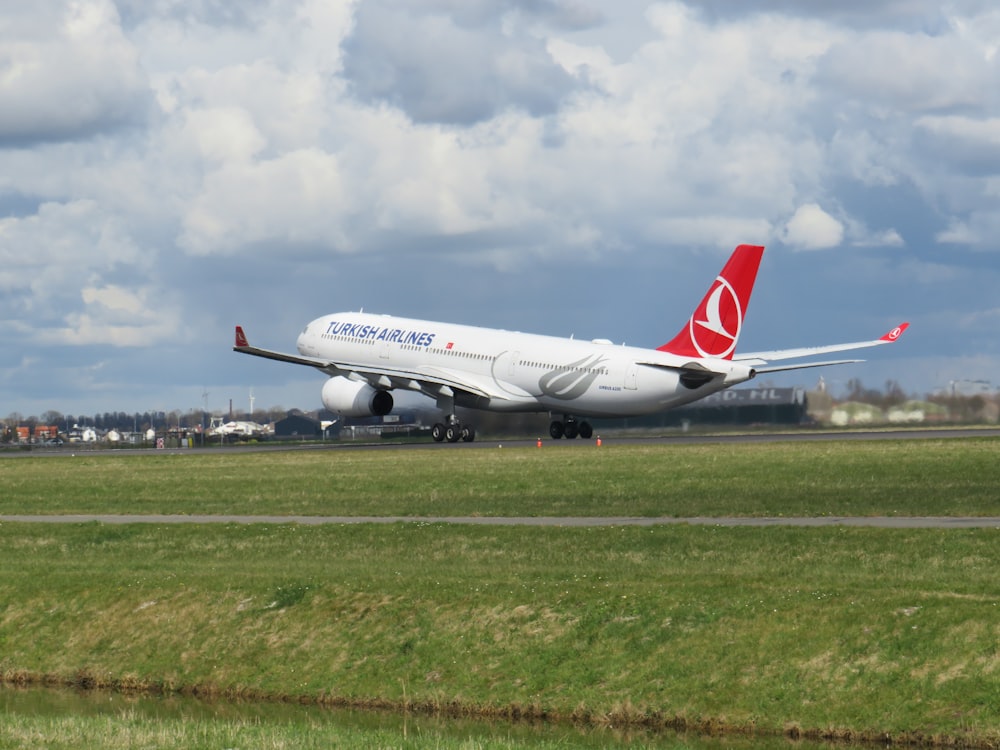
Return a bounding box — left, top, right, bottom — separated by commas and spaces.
235, 325, 249, 349
658, 244, 765, 360
880, 322, 909, 343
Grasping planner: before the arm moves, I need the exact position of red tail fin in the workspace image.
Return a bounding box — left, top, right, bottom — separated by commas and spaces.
235, 326, 249, 348
657, 244, 764, 359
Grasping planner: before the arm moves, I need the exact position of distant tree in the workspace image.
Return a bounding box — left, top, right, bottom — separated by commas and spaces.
881, 380, 908, 409
928, 392, 993, 423
844, 378, 882, 404
42, 410, 63, 426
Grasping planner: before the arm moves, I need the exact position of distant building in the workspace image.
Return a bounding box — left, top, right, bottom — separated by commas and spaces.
14, 425, 60, 443
274, 413, 321, 438
274, 412, 339, 439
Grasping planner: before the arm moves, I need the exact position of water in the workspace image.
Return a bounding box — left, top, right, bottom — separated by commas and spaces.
0, 685, 836, 749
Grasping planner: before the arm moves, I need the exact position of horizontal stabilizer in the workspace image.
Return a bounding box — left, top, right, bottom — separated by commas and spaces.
736, 323, 908, 369
753, 359, 864, 374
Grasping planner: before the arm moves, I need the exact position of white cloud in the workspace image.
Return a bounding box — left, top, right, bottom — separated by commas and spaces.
0, 199, 144, 298
179, 148, 353, 255
45, 285, 181, 347
179, 108, 266, 165
916, 115, 1000, 148
781, 204, 845, 250
340, 0, 579, 124
818, 28, 990, 112
0, 0, 149, 144
855, 229, 904, 248
2, 0, 1000, 413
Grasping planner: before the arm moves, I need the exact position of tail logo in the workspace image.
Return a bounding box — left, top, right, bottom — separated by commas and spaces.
884, 325, 904, 341
689, 276, 742, 358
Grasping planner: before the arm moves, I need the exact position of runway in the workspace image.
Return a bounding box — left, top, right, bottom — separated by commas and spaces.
5, 426, 1000, 458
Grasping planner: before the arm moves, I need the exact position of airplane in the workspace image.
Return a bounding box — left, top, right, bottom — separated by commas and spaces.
234, 244, 908, 442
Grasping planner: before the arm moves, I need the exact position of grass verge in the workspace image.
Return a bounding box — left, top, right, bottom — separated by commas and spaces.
0, 521, 997, 746
1, 438, 1000, 517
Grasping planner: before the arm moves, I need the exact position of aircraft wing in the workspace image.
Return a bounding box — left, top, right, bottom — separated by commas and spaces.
734, 322, 908, 373
234, 327, 330, 369
233, 326, 508, 401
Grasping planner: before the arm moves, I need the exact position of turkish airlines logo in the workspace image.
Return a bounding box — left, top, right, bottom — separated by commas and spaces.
688, 276, 742, 358
886, 326, 903, 341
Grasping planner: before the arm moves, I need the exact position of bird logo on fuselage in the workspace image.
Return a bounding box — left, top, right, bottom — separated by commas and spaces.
538, 355, 607, 400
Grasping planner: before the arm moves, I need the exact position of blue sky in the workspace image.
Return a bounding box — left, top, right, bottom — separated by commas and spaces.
1, 0, 998, 419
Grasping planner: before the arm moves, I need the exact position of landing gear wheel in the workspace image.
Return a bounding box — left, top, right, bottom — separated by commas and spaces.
579, 421, 593, 439
564, 421, 579, 439
446, 424, 462, 443
461, 425, 476, 442
549, 420, 564, 439
431, 423, 446, 442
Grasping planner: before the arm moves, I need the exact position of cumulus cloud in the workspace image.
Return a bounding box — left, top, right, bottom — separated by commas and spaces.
39, 284, 182, 347
0, 0, 150, 146
0, 196, 183, 352
0, 199, 143, 302
179, 149, 354, 255
341, 0, 581, 124
782, 204, 845, 250
2, 0, 1000, 412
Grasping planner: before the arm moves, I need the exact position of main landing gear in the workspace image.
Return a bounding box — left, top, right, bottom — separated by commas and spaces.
549, 416, 593, 440
431, 416, 476, 443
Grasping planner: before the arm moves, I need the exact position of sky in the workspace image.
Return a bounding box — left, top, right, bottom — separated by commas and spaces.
2, 0, 999, 419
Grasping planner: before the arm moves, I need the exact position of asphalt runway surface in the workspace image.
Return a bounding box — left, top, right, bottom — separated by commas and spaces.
4, 427, 998, 529
6, 426, 1000, 458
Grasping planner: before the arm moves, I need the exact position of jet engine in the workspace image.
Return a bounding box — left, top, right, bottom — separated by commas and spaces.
321, 376, 393, 417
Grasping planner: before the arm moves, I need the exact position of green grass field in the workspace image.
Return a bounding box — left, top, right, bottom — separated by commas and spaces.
1, 439, 998, 748
3, 438, 1000, 517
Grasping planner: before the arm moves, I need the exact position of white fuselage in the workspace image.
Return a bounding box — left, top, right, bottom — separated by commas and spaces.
295, 312, 753, 418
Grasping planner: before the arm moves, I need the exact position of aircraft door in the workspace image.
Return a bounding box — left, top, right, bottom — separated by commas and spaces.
625, 363, 638, 390
492, 351, 518, 381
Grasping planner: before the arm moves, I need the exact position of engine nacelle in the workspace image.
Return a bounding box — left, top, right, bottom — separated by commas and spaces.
321, 377, 393, 418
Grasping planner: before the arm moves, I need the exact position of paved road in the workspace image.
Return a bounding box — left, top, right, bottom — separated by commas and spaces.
4, 427, 1000, 458
2, 514, 998, 528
